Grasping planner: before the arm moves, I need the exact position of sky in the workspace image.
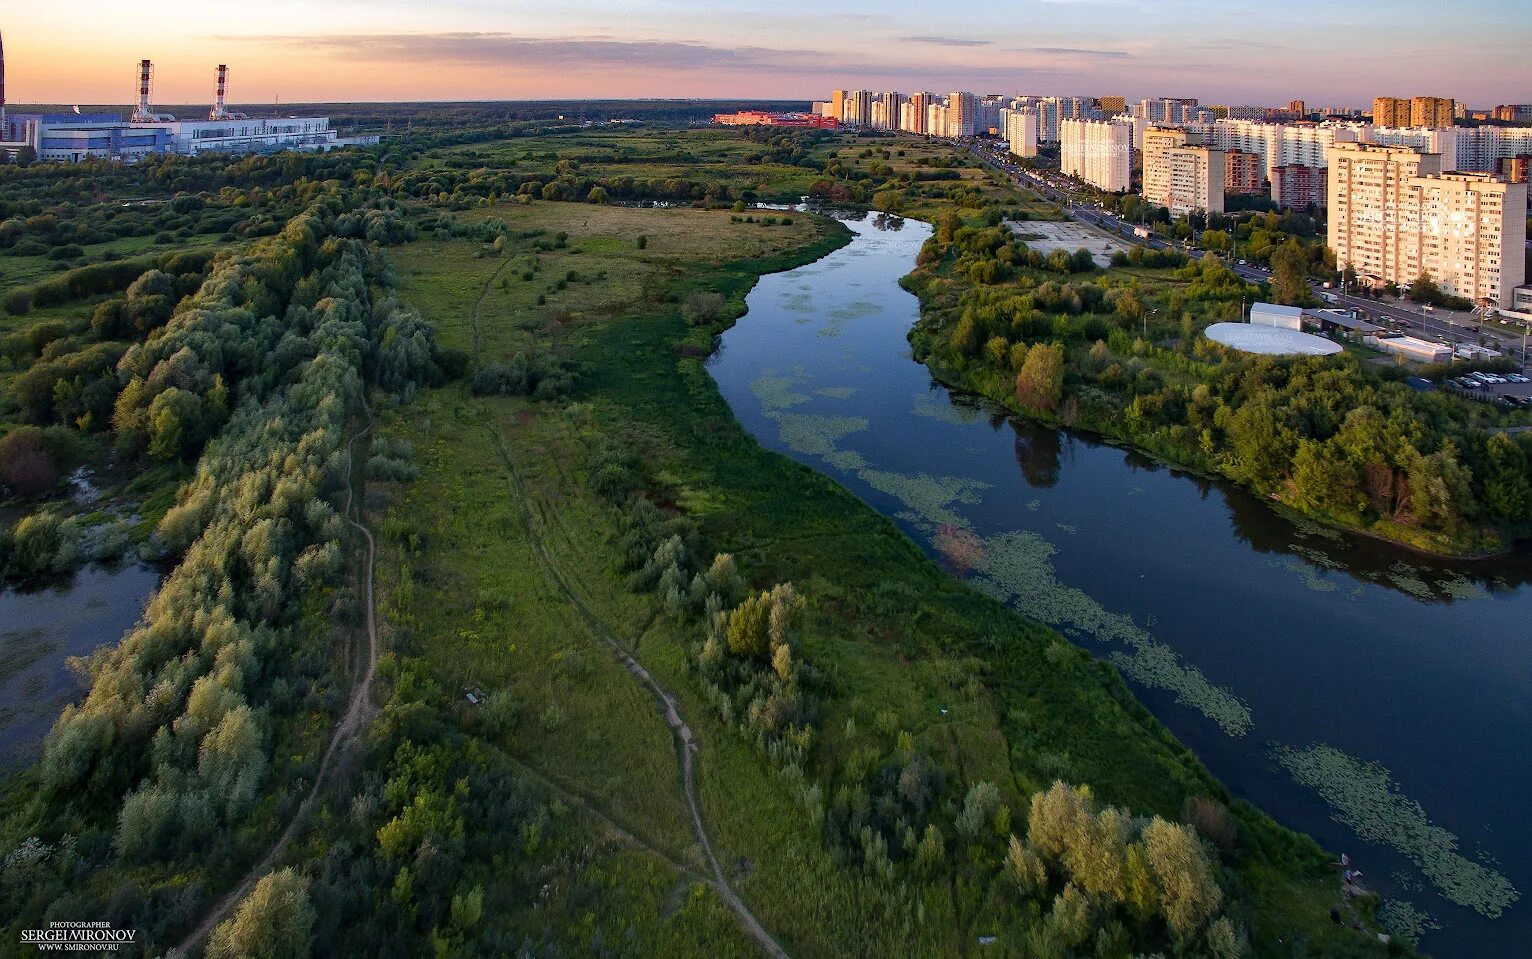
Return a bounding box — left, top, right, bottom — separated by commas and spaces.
4, 0, 1530, 108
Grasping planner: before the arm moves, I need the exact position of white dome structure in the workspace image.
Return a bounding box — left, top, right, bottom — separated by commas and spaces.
1204, 322, 1342, 357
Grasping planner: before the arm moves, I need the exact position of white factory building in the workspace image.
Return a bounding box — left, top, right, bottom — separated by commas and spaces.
1, 59, 376, 163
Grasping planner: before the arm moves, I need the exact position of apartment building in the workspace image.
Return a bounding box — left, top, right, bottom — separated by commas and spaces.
1327, 142, 1526, 308
1411, 96, 1456, 128
1060, 117, 1131, 192
1002, 108, 1039, 158
1143, 127, 1225, 215
1372, 96, 1409, 126
948, 92, 979, 137
1225, 150, 1263, 193
1271, 164, 1328, 210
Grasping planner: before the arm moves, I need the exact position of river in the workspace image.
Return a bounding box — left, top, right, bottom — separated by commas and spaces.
0, 563, 159, 768
707, 210, 1530, 957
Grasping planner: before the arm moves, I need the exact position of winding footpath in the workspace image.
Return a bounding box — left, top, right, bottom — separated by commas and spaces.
468, 258, 788, 958
486, 427, 788, 959
175, 413, 380, 955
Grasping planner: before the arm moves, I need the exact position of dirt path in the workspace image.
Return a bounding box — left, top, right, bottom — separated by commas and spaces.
175, 413, 380, 954
484, 426, 789, 959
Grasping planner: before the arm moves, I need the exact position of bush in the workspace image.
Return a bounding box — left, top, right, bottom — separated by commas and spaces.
682, 291, 726, 327
3, 288, 33, 316
0, 427, 61, 494
469, 351, 579, 400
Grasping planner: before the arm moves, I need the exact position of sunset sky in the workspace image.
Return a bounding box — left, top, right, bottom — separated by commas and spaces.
5, 1, 1530, 107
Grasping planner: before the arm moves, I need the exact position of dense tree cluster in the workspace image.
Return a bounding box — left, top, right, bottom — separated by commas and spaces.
1007, 782, 1246, 956
913, 212, 1532, 550
0, 201, 445, 947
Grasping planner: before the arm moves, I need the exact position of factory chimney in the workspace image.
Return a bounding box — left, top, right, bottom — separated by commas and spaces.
210, 64, 228, 120
1, 30, 8, 132
133, 59, 156, 122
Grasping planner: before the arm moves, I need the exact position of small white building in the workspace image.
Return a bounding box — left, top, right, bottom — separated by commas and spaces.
1249, 302, 1304, 330
1371, 335, 1451, 364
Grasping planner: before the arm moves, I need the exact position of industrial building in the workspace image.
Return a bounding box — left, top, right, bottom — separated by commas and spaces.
0, 46, 377, 163
1370, 335, 1452, 364
1249, 302, 1304, 330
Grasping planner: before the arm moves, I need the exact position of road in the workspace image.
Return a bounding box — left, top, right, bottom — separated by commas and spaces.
963, 140, 1531, 369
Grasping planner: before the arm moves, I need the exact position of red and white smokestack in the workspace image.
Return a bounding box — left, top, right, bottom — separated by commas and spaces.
212, 64, 228, 120
135, 59, 153, 121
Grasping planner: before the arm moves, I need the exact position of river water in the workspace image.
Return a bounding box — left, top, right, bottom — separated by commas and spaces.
0, 564, 159, 768
708, 211, 1530, 957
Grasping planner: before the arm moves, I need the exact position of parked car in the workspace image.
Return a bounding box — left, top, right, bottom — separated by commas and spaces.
1506, 373, 1529, 384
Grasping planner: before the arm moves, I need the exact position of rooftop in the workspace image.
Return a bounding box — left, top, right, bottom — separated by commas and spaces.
1205, 322, 1343, 356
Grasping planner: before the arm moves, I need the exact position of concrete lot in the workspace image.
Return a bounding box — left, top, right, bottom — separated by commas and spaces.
1006, 220, 1132, 267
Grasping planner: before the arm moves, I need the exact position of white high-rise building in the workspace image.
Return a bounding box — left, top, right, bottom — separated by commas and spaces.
1060, 118, 1131, 192
1327, 141, 1526, 308
1207, 119, 1365, 184
1002, 108, 1039, 158
1143, 127, 1225, 216
1366, 126, 1459, 171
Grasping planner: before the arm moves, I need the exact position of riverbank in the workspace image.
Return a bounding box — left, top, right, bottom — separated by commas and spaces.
914, 344, 1518, 561
897, 211, 1530, 561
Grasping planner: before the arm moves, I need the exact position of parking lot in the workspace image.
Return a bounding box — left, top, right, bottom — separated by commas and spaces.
1443, 372, 1532, 409
1005, 220, 1132, 267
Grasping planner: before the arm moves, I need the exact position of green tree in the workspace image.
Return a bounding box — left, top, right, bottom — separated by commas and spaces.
1014, 342, 1065, 414
1141, 818, 1223, 939
1290, 438, 1362, 515
1220, 396, 1296, 492
1269, 240, 1311, 306
207, 868, 315, 959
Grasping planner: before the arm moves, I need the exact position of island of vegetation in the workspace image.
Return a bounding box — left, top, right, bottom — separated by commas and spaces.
0, 110, 1422, 957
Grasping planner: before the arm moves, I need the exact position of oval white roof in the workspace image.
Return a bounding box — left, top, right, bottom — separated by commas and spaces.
1205, 322, 1342, 356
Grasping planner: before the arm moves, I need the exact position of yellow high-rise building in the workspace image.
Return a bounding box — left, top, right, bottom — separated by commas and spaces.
1372, 96, 1409, 126
1410, 96, 1455, 128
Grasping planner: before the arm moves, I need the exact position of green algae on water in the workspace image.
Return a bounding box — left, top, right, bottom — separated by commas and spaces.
815, 387, 858, 400
858, 469, 990, 530
750, 372, 809, 412
1376, 899, 1441, 945
975, 530, 1252, 737
1273, 743, 1519, 918
776, 414, 869, 458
